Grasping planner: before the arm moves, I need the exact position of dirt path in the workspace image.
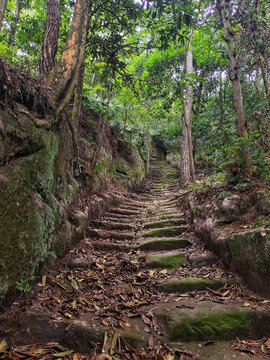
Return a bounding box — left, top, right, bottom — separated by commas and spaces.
1, 161, 270, 359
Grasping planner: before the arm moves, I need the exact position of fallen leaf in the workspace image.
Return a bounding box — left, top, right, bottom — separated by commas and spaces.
261, 344, 267, 353
0, 340, 7, 353
64, 312, 72, 318
71, 279, 79, 291
243, 302, 250, 307
159, 269, 167, 274
42, 275, 46, 287
72, 299, 77, 309
265, 338, 270, 346
52, 350, 74, 357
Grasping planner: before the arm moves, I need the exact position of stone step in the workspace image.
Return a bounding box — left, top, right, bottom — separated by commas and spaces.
87, 228, 134, 241
143, 218, 186, 229
120, 204, 144, 211
157, 277, 224, 293
101, 216, 132, 223
145, 251, 186, 268
154, 300, 270, 342
109, 208, 141, 216
103, 212, 132, 219
90, 240, 130, 252
134, 237, 191, 251
89, 220, 133, 231
142, 226, 187, 238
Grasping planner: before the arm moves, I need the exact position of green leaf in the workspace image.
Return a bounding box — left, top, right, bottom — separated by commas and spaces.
52, 350, 74, 357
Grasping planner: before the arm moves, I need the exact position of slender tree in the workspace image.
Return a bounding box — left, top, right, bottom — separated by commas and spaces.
40, 0, 60, 75
0, 0, 7, 32
179, 30, 195, 186
216, 0, 246, 138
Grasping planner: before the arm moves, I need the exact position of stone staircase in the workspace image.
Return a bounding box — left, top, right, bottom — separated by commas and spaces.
2, 160, 270, 359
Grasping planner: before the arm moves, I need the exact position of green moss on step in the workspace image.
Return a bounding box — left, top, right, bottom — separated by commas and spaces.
140, 196, 152, 201
147, 252, 185, 268
143, 226, 187, 238
158, 278, 224, 293
137, 238, 191, 251
170, 310, 253, 341
143, 219, 185, 229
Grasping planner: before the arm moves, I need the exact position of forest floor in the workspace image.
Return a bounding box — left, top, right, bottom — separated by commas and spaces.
1, 161, 270, 359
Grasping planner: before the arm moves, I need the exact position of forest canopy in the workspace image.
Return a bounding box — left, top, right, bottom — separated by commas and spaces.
0, 0, 269, 186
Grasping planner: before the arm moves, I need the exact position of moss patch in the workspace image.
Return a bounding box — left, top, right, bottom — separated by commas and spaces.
136, 238, 191, 251
169, 310, 253, 341
158, 278, 224, 293
143, 219, 185, 229
143, 226, 187, 238
146, 252, 185, 268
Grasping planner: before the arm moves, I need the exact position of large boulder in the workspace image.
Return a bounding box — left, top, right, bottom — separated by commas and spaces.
225, 229, 270, 293
217, 195, 248, 223
255, 190, 270, 215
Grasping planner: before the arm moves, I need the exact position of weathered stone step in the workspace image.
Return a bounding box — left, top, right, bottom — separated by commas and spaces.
143, 219, 186, 229
87, 228, 134, 241
145, 251, 185, 268
109, 208, 141, 216
151, 213, 184, 220
157, 277, 224, 293
89, 220, 133, 231
103, 212, 132, 219
90, 240, 130, 252
154, 300, 270, 341
120, 204, 144, 211
101, 216, 132, 223
142, 226, 187, 238
124, 199, 146, 207
134, 237, 191, 251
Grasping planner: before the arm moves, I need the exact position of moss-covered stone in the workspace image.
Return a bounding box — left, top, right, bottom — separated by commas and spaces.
135, 238, 191, 251
143, 219, 185, 229
226, 229, 270, 294
146, 251, 185, 268
121, 324, 147, 349
143, 226, 187, 238
0, 113, 61, 303
169, 310, 253, 341
157, 278, 224, 293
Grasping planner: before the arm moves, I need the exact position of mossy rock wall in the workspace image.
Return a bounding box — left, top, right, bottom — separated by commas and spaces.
0, 109, 145, 305
226, 229, 270, 293
0, 110, 78, 305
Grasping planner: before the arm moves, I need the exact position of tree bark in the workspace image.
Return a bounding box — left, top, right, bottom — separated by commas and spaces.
258, 53, 270, 111
179, 29, 195, 187
0, 0, 7, 32
46, 0, 91, 113
216, 0, 246, 138
40, 0, 60, 76
8, 0, 22, 45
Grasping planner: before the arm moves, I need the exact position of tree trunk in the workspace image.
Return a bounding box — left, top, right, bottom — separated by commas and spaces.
46, 0, 91, 113
179, 30, 195, 187
0, 0, 7, 32
71, 57, 85, 160
216, 0, 246, 138
40, 0, 60, 76
258, 53, 270, 111
8, 0, 22, 45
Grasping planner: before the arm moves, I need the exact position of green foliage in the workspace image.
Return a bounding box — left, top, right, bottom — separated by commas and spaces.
15, 276, 35, 292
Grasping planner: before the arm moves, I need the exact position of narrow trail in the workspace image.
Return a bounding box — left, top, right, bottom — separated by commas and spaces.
1, 161, 270, 359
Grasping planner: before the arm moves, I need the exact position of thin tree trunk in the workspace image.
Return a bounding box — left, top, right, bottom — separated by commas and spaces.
217, 0, 246, 138
46, 0, 91, 113
71, 56, 85, 160
0, 0, 7, 32
179, 29, 195, 187
258, 54, 270, 111
8, 0, 22, 45
40, 0, 60, 76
